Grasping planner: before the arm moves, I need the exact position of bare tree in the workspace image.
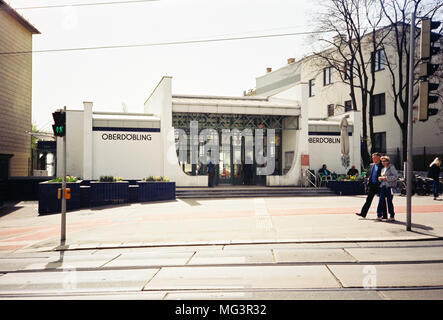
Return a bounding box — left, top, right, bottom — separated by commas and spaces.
378, 0, 442, 162
310, 0, 390, 167
310, 0, 442, 166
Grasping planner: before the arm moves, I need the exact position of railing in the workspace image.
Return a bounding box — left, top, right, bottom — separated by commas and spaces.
305, 169, 318, 188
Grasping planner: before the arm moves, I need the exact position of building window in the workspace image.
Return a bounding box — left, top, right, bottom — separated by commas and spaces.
372, 49, 386, 72
344, 100, 352, 112
372, 93, 386, 116
309, 79, 315, 97
373, 132, 386, 154
344, 60, 354, 80
327, 104, 335, 117
323, 66, 333, 86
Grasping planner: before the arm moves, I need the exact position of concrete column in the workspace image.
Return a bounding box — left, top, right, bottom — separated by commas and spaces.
83, 101, 93, 180
299, 83, 310, 186
351, 111, 362, 170
267, 83, 308, 186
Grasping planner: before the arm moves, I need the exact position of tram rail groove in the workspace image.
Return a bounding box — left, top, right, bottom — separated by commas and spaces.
1, 286, 443, 299
45, 237, 443, 253
2, 259, 443, 274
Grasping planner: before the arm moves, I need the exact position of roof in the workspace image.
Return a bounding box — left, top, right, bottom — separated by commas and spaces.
0, 0, 40, 34
92, 114, 160, 122
171, 94, 300, 116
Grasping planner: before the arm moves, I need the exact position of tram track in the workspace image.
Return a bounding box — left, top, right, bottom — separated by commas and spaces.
1, 286, 443, 300
2, 258, 443, 274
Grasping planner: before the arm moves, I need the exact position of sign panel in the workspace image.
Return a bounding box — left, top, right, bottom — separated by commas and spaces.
92, 128, 162, 180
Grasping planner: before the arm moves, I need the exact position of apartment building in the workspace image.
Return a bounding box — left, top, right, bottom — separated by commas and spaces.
254, 25, 443, 169
0, 0, 40, 177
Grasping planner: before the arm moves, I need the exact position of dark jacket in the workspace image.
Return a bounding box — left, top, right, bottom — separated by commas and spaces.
428, 164, 441, 180
318, 168, 331, 176
367, 162, 383, 187
208, 162, 215, 174
347, 168, 359, 176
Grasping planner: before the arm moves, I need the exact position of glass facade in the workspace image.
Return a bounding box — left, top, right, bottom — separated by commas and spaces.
172, 112, 294, 185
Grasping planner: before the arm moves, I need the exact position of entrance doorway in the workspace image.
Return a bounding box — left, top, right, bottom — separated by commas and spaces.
173, 112, 285, 186
215, 131, 277, 186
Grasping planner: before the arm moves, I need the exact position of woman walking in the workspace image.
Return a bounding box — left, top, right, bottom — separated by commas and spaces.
377, 156, 398, 221
428, 157, 441, 200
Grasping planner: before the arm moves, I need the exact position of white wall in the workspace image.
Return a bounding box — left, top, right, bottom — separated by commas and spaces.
144, 76, 208, 186
91, 131, 162, 180
266, 83, 309, 186
308, 134, 352, 174
308, 113, 361, 175
282, 117, 299, 171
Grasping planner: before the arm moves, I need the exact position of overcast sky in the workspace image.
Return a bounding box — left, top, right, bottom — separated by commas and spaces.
8, 0, 321, 132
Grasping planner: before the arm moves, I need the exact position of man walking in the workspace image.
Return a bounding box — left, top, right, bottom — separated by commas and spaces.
356, 153, 383, 218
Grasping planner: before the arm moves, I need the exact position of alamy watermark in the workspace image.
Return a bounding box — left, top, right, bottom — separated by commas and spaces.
172, 121, 276, 176
62, 266, 77, 290
362, 265, 377, 289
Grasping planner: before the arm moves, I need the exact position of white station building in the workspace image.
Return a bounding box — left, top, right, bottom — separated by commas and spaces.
57, 76, 361, 187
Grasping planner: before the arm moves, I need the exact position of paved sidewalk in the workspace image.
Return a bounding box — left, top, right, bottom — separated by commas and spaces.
0, 195, 442, 254
1, 240, 443, 299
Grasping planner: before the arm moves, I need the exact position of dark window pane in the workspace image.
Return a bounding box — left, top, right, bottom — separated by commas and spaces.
374, 132, 386, 153
328, 104, 334, 117
345, 100, 352, 112
373, 93, 385, 116
324, 67, 333, 85
373, 49, 386, 72
309, 79, 315, 97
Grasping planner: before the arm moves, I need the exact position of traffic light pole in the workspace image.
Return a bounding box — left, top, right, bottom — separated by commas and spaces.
61, 106, 67, 242
406, 11, 415, 231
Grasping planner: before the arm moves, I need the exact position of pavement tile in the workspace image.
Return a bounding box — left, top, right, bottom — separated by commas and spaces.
328, 263, 443, 288
0, 292, 167, 300
379, 289, 443, 300
0, 245, 25, 252
97, 243, 124, 249
188, 249, 274, 265
164, 289, 383, 300
223, 243, 361, 251
345, 246, 443, 262
102, 251, 194, 267
274, 248, 356, 263
143, 265, 340, 290
357, 240, 443, 248
0, 269, 159, 294
0, 258, 55, 272
21, 253, 120, 270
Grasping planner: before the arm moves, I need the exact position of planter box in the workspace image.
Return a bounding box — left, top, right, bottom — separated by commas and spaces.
89, 181, 129, 207
80, 185, 91, 208
327, 180, 365, 195
128, 185, 139, 203
137, 181, 176, 202
38, 180, 82, 215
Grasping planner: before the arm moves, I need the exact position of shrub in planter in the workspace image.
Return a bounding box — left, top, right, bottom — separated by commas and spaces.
138, 176, 175, 202
90, 176, 129, 207
38, 177, 82, 215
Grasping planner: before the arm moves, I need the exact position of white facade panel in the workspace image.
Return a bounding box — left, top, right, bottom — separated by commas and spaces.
91, 130, 162, 180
